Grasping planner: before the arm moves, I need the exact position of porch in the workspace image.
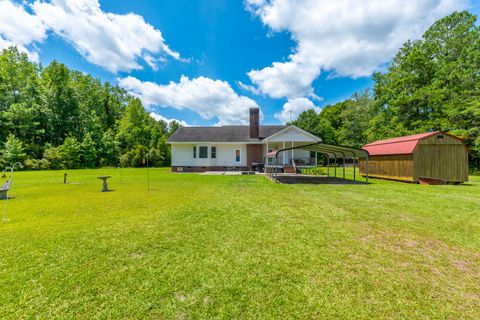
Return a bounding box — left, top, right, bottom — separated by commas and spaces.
264, 141, 318, 171
262, 126, 321, 172
266, 142, 370, 184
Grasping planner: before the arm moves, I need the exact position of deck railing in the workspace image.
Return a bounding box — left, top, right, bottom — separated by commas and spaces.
265, 157, 316, 166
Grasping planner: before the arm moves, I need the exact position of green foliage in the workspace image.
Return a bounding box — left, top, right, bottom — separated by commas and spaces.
301, 166, 327, 176
372, 11, 480, 161
81, 133, 97, 168
99, 129, 119, 167
59, 137, 82, 169
1, 134, 26, 166
0, 46, 181, 170
293, 11, 480, 169
42, 145, 63, 170
24, 158, 51, 170
291, 90, 374, 147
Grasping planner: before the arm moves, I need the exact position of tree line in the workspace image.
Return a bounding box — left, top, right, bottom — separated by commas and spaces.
291, 11, 480, 170
1, 11, 479, 171
0, 47, 180, 170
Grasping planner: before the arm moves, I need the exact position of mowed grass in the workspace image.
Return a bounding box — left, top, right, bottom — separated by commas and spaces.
1, 168, 480, 319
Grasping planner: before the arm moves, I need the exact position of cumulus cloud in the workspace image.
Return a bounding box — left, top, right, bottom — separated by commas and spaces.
246, 0, 467, 99
31, 0, 180, 72
149, 112, 189, 127
0, 0, 180, 72
275, 97, 321, 123
0, 0, 47, 60
119, 76, 260, 125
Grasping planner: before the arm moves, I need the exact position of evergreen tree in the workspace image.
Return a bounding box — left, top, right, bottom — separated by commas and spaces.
2, 134, 26, 166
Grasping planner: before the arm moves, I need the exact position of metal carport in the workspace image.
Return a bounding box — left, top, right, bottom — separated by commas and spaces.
267, 142, 370, 184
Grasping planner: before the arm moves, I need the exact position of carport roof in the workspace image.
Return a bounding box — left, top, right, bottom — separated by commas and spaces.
269, 142, 369, 158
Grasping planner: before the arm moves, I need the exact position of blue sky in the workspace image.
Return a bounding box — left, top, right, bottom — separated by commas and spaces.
1, 0, 479, 125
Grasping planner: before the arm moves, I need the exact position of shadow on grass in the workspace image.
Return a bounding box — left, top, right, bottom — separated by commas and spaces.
274, 175, 368, 185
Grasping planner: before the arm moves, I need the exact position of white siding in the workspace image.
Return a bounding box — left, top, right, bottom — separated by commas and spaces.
267, 127, 318, 142
215, 144, 247, 167
171, 143, 247, 167
171, 144, 197, 166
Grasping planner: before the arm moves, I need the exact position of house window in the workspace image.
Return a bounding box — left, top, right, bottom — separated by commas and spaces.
199, 146, 208, 158
211, 146, 216, 158
235, 149, 241, 162
193, 146, 197, 158
437, 135, 444, 139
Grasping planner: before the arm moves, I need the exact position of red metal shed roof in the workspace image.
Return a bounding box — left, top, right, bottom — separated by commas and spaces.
363, 131, 441, 156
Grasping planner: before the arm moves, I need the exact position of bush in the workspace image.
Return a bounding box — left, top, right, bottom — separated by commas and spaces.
43, 145, 63, 169
301, 167, 327, 176
119, 146, 165, 167
24, 158, 51, 170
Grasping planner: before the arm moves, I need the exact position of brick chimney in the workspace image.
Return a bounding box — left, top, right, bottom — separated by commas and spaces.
249, 107, 259, 139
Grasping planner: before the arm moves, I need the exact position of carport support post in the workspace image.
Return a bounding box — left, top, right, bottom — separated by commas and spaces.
334, 156, 337, 178
291, 141, 294, 164
266, 141, 269, 162
353, 157, 356, 184
274, 154, 278, 180
326, 156, 330, 177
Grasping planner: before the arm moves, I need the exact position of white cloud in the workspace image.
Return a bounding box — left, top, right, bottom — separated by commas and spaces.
237, 81, 262, 95
0, 0, 180, 71
149, 112, 189, 127
30, 0, 180, 73
0, 0, 47, 60
119, 76, 260, 125
246, 0, 467, 99
248, 61, 319, 99
275, 97, 320, 123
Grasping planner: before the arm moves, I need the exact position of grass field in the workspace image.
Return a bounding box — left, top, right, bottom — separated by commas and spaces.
1, 168, 480, 319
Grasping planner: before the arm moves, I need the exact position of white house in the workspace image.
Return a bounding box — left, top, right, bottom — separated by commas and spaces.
167, 108, 322, 172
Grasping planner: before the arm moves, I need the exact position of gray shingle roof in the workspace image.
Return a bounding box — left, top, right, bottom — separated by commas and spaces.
167, 125, 287, 143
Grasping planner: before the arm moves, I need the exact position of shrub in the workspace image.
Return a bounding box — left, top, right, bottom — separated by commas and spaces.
301, 167, 327, 176
24, 158, 51, 170
43, 145, 63, 169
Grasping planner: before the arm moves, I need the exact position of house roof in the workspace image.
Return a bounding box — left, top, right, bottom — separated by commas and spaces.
363, 131, 447, 156
167, 125, 287, 143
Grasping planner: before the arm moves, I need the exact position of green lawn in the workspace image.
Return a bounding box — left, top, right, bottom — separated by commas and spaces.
1, 169, 480, 319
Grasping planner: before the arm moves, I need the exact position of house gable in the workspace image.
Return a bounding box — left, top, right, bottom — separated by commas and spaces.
264, 126, 321, 143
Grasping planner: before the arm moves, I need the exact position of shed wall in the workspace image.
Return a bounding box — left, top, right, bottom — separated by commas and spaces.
359, 155, 414, 182
414, 135, 468, 182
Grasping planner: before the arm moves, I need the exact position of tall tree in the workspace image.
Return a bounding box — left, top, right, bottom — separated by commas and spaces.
372, 11, 480, 161
40, 61, 79, 145
0, 47, 44, 156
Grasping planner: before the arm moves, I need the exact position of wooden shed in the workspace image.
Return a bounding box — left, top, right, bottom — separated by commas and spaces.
359, 131, 468, 183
